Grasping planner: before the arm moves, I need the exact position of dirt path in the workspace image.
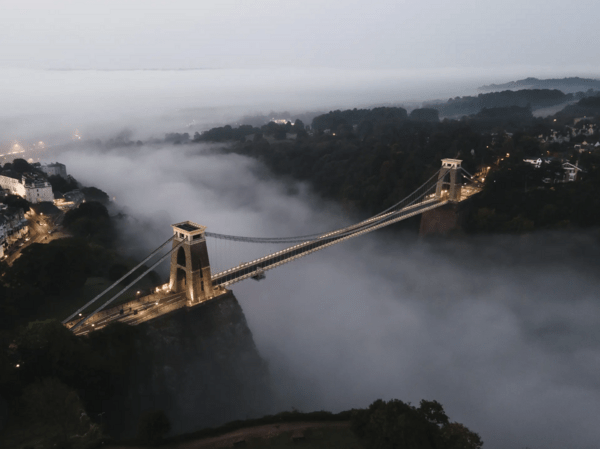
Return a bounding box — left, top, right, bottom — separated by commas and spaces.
109, 421, 351, 449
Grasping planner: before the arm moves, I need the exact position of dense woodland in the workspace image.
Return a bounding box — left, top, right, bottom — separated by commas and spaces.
0, 170, 167, 446
187, 92, 600, 233
426, 88, 578, 117
478, 76, 600, 93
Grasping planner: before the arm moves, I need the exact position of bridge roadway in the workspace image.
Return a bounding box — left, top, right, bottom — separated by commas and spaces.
67, 198, 448, 334
211, 197, 448, 287
70, 291, 188, 336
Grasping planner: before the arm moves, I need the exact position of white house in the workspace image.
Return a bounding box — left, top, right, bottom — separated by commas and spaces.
0, 171, 54, 204
523, 158, 543, 168
24, 175, 54, 203
562, 162, 582, 182
0, 172, 27, 197
523, 158, 582, 183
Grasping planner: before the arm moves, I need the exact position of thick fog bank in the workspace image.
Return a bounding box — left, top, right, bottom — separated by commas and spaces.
54, 142, 600, 449
3, 66, 594, 147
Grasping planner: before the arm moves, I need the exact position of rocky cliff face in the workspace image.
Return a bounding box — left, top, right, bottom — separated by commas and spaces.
105, 290, 273, 438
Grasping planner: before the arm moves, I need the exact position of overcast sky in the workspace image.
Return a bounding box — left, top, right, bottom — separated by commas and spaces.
2, 0, 600, 73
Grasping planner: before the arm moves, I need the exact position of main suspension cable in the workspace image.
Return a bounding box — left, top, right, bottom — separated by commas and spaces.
69, 240, 184, 332
205, 169, 441, 244
62, 236, 174, 324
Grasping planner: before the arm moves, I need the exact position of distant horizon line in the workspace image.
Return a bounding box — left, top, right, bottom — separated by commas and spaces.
45, 67, 216, 71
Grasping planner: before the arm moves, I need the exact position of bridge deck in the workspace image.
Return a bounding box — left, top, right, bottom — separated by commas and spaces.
65, 162, 484, 334
69, 292, 188, 335
211, 198, 447, 287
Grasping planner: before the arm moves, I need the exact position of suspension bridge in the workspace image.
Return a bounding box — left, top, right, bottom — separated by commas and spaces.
63, 159, 480, 335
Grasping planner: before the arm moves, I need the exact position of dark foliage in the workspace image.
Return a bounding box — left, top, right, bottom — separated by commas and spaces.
194, 125, 259, 143
1, 194, 30, 212
351, 399, 482, 449
81, 186, 110, 205
48, 175, 79, 194
63, 201, 116, 246
108, 263, 129, 282
429, 89, 571, 117
3, 239, 93, 295
11, 159, 32, 173
4, 320, 140, 418
0, 238, 118, 332
312, 107, 408, 131
64, 201, 109, 225
466, 155, 600, 232
137, 410, 171, 444
556, 95, 600, 117
410, 108, 440, 122
214, 119, 482, 220
479, 76, 600, 92
464, 105, 534, 132
165, 132, 189, 143
31, 201, 61, 217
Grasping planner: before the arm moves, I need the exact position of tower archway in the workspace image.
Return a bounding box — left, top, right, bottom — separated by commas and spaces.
169, 221, 215, 305
177, 246, 186, 266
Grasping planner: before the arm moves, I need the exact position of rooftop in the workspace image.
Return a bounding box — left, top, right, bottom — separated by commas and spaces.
172, 221, 206, 235
179, 223, 199, 232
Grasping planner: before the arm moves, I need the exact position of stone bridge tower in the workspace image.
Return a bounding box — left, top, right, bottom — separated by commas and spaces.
436, 158, 462, 202
169, 221, 216, 306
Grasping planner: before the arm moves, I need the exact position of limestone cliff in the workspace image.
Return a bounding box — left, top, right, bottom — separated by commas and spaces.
105, 290, 272, 438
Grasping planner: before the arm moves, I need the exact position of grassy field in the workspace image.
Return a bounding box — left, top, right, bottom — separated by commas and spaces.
241, 426, 363, 449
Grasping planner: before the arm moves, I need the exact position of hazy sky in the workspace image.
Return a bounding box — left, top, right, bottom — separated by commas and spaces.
2, 0, 600, 72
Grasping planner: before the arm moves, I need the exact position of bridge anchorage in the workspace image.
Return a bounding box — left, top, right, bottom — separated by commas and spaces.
63, 158, 479, 335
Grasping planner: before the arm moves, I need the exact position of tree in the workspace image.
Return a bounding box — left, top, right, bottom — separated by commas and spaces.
48, 175, 79, 194
351, 399, 442, 449
441, 423, 483, 449
294, 119, 305, 132
4, 240, 92, 294
1, 194, 30, 212
64, 201, 109, 225
81, 187, 110, 205
108, 263, 129, 282
20, 378, 87, 443
418, 400, 449, 426
11, 158, 32, 173
138, 410, 171, 444
63, 201, 115, 245
351, 398, 482, 449
410, 108, 440, 122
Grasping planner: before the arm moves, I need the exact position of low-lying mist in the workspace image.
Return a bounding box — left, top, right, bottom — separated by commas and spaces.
1, 66, 586, 147
55, 141, 600, 449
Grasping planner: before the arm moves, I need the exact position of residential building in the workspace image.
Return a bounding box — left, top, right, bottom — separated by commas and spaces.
0, 170, 54, 204
55, 189, 85, 210
0, 205, 28, 256
523, 158, 583, 183
562, 162, 582, 182
41, 162, 68, 179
